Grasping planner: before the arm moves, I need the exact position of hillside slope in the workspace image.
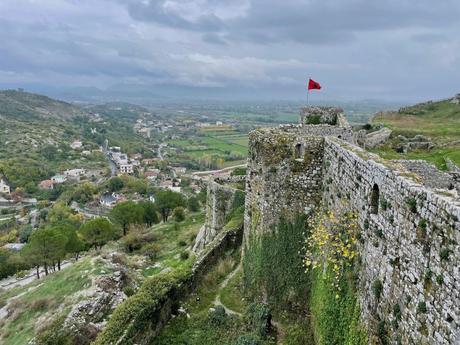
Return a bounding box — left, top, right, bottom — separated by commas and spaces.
371, 95, 460, 168
0, 90, 88, 121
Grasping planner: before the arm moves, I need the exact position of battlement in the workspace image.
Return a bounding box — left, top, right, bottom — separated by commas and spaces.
299, 106, 349, 126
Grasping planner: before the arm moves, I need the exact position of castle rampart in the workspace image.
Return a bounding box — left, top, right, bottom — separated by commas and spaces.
244, 106, 460, 344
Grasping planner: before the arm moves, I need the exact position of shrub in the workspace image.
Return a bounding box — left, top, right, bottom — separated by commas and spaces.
440, 248, 450, 261
123, 226, 156, 252
372, 279, 383, 300
187, 196, 200, 212
245, 303, 271, 338
392, 304, 402, 321
436, 275, 444, 285
180, 251, 189, 261
141, 243, 159, 261
235, 334, 260, 345
417, 301, 427, 314
35, 315, 72, 345
208, 305, 227, 326
178, 240, 187, 247
123, 286, 136, 297
173, 207, 186, 222
30, 298, 52, 312
376, 320, 388, 345
406, 198, 417, 213
94, 267, 192, 345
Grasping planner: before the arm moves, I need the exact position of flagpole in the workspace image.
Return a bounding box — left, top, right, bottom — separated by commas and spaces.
307, 77, 310, 106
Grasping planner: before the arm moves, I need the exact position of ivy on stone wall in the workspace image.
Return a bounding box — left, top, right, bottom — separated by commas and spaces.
243, 215, 310, 311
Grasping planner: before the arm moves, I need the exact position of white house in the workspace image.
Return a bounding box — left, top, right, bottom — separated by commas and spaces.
64, 168, 86, 178
100, 192, 118, 207
119, 164, 134, 174
51, 174, 67, 184
0, 176, 11, 194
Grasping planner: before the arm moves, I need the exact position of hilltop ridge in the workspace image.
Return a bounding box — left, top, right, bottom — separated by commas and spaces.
0, 89, 88, 121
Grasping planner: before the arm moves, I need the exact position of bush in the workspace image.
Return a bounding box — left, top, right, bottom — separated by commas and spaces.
417, 301, 427, 314
244, 303, 271, 338
141, 243, 159, 261
235, 334, 260, 345
123, 226, 156, 252
440, 248, 450, 261
173, 207, 186, 222
372, 279, 383, 300
208, 305, 227, 326
123, 286, 136, 297
180, 251, 189, 261
187, 196, 200, 212
30, 298, 52, 312
94, 267, 193, 345
178, 240, 187, 247
405, 198, 417, 213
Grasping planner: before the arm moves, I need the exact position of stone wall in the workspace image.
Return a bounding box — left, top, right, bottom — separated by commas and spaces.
193, 178, 242, 252
323, 138, 460, 345
244, 123, 460, 344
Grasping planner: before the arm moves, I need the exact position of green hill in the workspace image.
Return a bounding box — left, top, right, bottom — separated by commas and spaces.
371, 96, 460, 169
0, 90, 88, 121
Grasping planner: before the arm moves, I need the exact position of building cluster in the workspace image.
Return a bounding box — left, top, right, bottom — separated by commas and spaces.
109, 147, 136, 175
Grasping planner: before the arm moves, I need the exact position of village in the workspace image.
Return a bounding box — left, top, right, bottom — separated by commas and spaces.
0, 109, 243, 257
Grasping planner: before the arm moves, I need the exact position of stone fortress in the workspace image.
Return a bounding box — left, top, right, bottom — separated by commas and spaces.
244, 106, 460, 345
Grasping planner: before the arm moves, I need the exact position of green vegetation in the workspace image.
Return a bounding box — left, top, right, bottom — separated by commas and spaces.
371, 99, 460, 168
0, 257, 107, 345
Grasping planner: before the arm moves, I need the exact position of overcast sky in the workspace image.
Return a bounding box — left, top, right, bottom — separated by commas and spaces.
0, 0, 459, 102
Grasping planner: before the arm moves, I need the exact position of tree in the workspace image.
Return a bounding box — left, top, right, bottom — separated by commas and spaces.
173, 207, 186, 222
187, 196, 200, 212
79, 217, 116, 251
155, 190, 186, 222
41, 145, 58, 160
110, 201, 144, 236
60, 224, 85, 260
139, 201, 159, 226
23, 227, 67, 277
108, 176, 124, 192
18, 225, 33, 243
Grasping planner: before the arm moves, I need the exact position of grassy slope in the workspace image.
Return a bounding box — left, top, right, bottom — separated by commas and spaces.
0, 90, 87, 121
371, 99, 460, 168
0, 257, 110, 345
0, 210, 205, 344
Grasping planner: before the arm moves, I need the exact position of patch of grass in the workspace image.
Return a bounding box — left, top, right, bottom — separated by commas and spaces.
0, 257, 101, 345
220, 268, 247, 314
371, 99, 460, 168
154, 251, 271, 345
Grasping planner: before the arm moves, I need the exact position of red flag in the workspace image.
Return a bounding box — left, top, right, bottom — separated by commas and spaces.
308, 78, 321, 90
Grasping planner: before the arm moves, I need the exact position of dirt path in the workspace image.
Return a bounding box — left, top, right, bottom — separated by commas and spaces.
212, 264, 242, 316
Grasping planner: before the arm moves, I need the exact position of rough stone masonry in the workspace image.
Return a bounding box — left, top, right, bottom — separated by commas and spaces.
244, 106, 460, 345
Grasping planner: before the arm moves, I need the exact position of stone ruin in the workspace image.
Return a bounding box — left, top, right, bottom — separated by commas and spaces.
193, 176, 244, 252
244, 106, 460, 345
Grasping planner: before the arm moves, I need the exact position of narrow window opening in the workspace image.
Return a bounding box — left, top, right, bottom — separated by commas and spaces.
370, 184, 380, 214
295, 143, 302, 159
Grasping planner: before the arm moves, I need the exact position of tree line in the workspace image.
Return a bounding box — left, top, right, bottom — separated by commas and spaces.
1, 189, 200, 280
